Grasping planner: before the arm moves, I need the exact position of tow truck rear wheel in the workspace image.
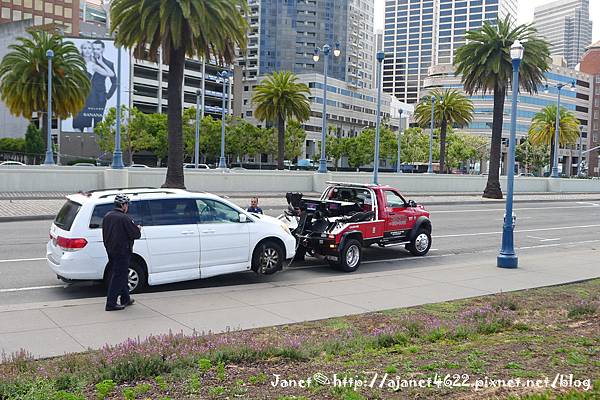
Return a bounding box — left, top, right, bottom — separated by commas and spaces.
335, 239, 362, 272
406, 228, 431, 256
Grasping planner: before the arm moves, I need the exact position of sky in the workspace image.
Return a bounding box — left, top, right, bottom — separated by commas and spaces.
374, 0, 600, 43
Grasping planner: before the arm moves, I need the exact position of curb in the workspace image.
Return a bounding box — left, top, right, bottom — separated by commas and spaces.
0, 215, 55, 223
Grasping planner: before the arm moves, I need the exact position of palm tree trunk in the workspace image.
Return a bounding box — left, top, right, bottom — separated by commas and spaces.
162, 46, 186, 189
277, 113, 285, 170
483, 84, 506, 199
440, 117, 448, 174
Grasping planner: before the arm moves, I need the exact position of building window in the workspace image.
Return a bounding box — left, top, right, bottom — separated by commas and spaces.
34, 15, 42, 24
1, 7, 9, 19
34, 0, 42, 11
54, 5, 63, 16
24, 0, 32, 8
64, 7, 71, 18
45, 2, 52, 13
13, 10, 22, 20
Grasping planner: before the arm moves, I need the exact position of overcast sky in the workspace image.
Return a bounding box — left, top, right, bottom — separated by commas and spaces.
374, 0, 599, 42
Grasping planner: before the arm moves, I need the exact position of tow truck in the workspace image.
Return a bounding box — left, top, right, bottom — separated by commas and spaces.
279, 182, 432, 272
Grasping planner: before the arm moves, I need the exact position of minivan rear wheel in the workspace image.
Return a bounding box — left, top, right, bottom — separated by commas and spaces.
103, 258, 147, 294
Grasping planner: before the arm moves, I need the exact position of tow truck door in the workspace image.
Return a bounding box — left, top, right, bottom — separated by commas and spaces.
382, 189, 413, 240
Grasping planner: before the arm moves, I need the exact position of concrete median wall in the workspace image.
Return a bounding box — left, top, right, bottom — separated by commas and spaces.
1, 167, 600, 194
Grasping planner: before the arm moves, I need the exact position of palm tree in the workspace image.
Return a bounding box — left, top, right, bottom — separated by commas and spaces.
252, 71, 311, 170
110, 0, 248, 188
414, 89, 474, 173
528, 104, 580, 173
0, 30, 90, 151
454, 17, 550, 198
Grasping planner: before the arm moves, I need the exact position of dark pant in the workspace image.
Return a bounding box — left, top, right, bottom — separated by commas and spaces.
106, 253, 131, 307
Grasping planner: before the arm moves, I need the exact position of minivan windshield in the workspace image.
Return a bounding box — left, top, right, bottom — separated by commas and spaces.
54, 200, 82, 231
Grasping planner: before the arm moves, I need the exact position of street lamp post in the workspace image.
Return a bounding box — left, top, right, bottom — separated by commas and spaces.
427, 96, 436, 174
313, 43, 341, 174
397, 109, 403, 173
544, 80, 575, 178
578, 126, 584, 176
111, 47, 124, 169
43, 49, 55, 165
217, 70, 229, 169
194, 90, 201, 168
497, 40, 524, 269
373, 51, 385, 184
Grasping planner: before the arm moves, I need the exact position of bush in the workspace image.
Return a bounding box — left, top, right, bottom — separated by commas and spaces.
0, 137, 26, 152
568, 301, 598, 319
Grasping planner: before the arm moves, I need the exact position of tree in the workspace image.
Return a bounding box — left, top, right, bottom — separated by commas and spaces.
400, 127, 432, 164
111, 0, 248, 188
24, 123, 44, 155
284, 120, 307, 161
528, 104, 580, 173
414, 89, 474, 173
0, 30, 90, 152
252, 71, 311, 169
516, 139, 549, 176
454, 17, 550, 198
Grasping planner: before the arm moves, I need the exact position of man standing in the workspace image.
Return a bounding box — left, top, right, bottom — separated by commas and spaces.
103, 194, 141, 311
91, 40, 117, 127
247, 197, 263, 214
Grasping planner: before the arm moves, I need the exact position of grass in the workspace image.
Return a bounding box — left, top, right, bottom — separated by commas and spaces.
1, 279, 600, 399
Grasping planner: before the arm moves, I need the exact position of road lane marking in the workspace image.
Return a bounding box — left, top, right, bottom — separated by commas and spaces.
0, 257, 46, 264
527, 235, 561, 242
576, 202, 600, 206
432, 205, 600, 214
433, 224, 600, 238
0, 284, 66, 293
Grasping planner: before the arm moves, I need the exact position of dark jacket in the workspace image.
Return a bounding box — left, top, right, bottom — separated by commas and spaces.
102, 208, 141, 255
247, 206, 263, 214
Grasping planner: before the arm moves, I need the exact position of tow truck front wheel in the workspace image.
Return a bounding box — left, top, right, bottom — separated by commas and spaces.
407, 229, 431, 256
335, 239, 362, 272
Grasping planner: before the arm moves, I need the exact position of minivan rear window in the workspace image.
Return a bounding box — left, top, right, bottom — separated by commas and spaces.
54, 200, 81, 231
89, 201, 144, 229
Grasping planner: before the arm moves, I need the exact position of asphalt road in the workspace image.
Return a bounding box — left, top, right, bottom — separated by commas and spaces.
1, 200, 599, 305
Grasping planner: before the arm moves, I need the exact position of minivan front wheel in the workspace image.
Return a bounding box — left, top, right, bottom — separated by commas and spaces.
252, 240, 284, 275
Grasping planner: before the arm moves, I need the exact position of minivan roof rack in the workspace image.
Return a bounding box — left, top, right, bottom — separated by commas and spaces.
80, 187, 157, 195
97, 190, 176, 199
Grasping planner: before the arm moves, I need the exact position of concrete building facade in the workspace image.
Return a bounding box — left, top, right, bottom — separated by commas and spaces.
0, 0, 79, 34
239, 73, 397, 160
579, 41, 600, 176
533, 0, 593, 69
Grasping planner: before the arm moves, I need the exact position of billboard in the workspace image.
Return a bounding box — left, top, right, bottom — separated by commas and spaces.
61, 38, 130, 133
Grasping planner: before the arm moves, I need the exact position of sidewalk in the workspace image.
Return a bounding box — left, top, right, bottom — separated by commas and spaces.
1, 191, 600, 222
0, 246, 598, 359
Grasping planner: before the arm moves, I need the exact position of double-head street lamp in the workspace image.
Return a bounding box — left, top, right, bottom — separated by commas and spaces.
217, 70, 230, 169
44, 49, 55, 166
544, 80, 575, 178
427, 95, 441, 173
313, 42, 341, 174
497, 39, 524, 269
111, 47, 124, 169
396, 109, 404, 173
577, 126, 584, 176
373, 51, 385, 184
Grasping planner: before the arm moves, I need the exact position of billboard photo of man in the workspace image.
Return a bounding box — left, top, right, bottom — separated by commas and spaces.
62, 38, 128, 133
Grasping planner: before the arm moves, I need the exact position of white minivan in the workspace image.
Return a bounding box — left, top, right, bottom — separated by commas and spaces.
47, 188, 296, 293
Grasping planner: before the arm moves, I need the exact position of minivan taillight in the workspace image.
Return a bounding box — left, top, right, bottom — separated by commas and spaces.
57, 236, 88, 251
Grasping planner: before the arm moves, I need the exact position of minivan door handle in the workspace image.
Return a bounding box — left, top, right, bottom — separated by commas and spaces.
201, 229, 216, 234
180, 230, 196, 235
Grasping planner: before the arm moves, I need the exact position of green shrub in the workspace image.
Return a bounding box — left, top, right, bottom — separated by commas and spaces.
95, 379, 116, 400
568, 301, 598, 319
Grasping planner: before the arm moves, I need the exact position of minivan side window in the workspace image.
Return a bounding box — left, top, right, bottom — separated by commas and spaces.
197, 199, 241, 224
146, 199, 199, 226
89, 201, 143, 229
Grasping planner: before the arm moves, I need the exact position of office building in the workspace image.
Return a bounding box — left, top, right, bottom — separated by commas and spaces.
239, 73, 399, 160
580, 41, 600, 176
423, 63, 592, 176
0, 0, 79, 34
533, 0, 593, 69
239, 0, 376, 89
383, 0, 517, 104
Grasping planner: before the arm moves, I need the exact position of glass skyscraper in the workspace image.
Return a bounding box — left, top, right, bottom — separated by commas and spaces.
240, 0, 375, 89
533, 0, 593, 69
383, 0, 517, 104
